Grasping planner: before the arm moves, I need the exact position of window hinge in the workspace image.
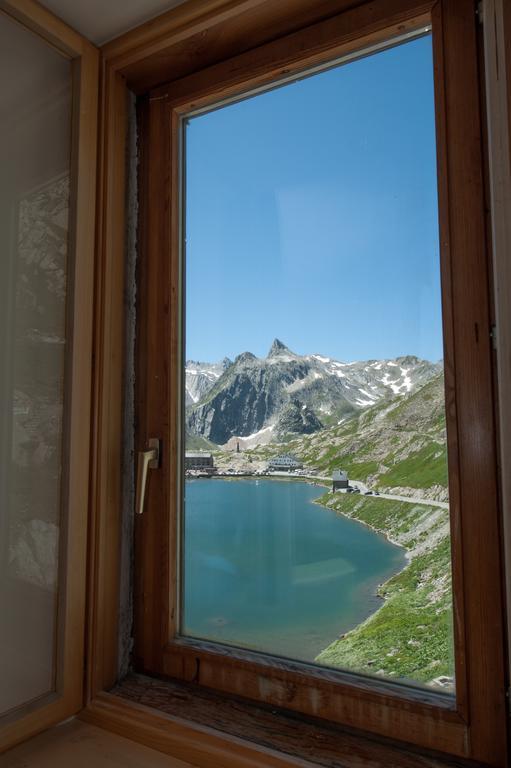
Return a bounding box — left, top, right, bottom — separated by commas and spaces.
476, 0, 484, 25
490, 324, 498, 351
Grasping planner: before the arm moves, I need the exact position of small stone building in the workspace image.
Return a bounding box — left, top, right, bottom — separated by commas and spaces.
332, 469, 349, 491
185, 451, 214, 470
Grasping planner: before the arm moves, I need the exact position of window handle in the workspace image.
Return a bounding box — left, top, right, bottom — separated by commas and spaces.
136, 438, 160, 515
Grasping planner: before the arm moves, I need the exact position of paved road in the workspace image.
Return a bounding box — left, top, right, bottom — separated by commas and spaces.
262, 472, 449, 510
312, 475, 449, 510
367, 490, 448, 510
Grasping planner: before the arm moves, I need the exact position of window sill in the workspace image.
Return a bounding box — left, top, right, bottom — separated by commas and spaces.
80, 674, 481, 768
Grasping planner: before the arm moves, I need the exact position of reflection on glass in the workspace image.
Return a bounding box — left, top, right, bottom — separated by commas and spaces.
0, 14, 72, 713
182, 34, 454, 692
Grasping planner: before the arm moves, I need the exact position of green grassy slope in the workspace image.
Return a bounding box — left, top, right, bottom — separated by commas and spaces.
185, 433, 218, 451
314, 493, 453, 686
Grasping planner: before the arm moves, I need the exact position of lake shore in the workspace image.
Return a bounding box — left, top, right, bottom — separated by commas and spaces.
313, 492, 454, 689
311, 491, 410, 660
313, 490, 409, 555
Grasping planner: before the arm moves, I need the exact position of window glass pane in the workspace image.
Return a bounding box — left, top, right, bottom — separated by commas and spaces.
183, 33, 454, 692
0, 12, 72, 713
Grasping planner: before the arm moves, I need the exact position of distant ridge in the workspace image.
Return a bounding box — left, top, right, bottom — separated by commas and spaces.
185, 342, 442, 445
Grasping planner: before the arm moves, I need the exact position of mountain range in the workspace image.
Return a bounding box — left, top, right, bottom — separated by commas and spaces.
186, 339, 442, 446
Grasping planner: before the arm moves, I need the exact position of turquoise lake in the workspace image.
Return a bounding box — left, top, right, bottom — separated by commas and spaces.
182, 479, 406, 662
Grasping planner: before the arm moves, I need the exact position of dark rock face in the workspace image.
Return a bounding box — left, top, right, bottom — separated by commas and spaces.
187, 354, 309, 444
275, 399, 323, 437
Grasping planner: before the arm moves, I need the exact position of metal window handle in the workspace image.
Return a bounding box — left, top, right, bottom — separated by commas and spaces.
136, 438, 161, 515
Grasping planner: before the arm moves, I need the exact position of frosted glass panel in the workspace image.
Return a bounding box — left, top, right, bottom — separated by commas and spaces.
0, 12, 72, 714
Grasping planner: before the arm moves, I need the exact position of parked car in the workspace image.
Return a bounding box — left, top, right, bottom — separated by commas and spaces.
353, 488, 361, 494
364, 491, 373, 496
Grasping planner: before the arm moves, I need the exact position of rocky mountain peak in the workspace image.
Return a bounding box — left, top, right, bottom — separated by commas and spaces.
234, 351, 257, 365
268, 338, 293, 358
395, 354, 420, 367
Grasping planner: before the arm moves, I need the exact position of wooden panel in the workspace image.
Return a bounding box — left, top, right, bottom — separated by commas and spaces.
160, 640, 466, 758
113, 674, 478, 768
82, 692, 318, 768
81, 687, 482, 768
0, 719, 195, 768
429, 0, 468, 723
54, 31, 98, 716
86, 66, 128, 699
481, 0, 511, 692
438, 0, 507, 763
114, 0, 432, 96
102, 0, 373, 93
102, 0, 282, 62
0, 0, 99, 754
156, 0, 432, 111
133, 94, 173, 673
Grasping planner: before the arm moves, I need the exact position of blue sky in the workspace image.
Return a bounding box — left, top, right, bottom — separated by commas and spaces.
185, 34, 443, 364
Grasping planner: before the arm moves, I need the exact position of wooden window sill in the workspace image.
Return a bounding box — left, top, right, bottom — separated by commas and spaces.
81, 674, 484, 768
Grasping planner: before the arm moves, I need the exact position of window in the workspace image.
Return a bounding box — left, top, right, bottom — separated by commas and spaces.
131, 0, 507, 764
181, 31, 454, 692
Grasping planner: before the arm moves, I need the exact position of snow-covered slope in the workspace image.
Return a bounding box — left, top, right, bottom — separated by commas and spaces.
185, 358, 231, 406
303, 354, 439, 409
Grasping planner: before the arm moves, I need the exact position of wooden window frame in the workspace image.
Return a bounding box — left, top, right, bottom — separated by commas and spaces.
0, 0, 98, 754
84, 1, 510, 767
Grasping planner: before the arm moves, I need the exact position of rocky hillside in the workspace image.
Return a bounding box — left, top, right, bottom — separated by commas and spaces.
186, 340, 442, 445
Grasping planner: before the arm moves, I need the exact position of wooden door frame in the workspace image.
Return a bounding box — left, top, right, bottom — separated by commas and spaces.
482, 0, 511, 691
0, 0, 98, 753
85, 0, 511, 766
